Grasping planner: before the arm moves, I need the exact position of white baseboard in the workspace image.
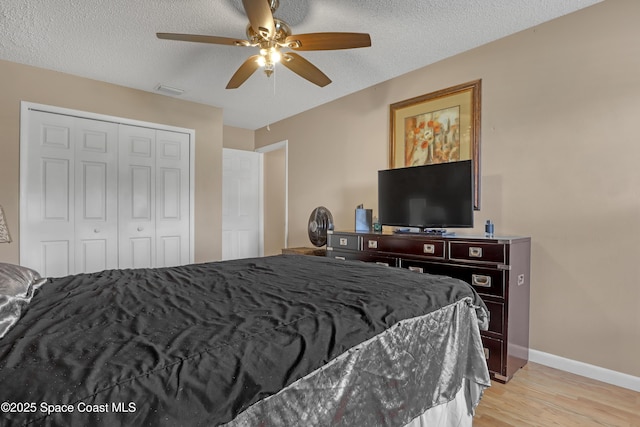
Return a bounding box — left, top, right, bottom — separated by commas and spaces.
529, 349, 640, 392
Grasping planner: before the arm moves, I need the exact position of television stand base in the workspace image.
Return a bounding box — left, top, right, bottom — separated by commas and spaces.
393, 228, 456, 237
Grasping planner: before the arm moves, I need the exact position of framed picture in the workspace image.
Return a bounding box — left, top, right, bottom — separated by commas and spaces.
389, 79, 481, 209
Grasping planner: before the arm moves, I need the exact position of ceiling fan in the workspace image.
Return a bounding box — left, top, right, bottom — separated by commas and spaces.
157, 0, 371, 89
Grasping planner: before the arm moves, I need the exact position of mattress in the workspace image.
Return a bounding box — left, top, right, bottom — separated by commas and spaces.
0, 255, 490, 426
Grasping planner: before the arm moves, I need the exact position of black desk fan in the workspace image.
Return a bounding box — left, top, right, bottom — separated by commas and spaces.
308, 206, 334, 247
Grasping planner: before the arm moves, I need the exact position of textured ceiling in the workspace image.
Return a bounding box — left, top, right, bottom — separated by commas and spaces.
0, 0, 601, 130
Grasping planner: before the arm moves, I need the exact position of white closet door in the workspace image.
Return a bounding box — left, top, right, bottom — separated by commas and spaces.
22, 111, 119, 277
75, 118, 119, 273
118, 126, 190, 269
155, 130, 190, 267
22, 104, 193, 275
118, 125, 156, 269
23, 112, 76, 277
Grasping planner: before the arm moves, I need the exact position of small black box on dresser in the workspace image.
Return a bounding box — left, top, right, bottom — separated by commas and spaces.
326, 230, 531, 383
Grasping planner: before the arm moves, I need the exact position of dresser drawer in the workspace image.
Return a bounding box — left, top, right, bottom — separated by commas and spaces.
449, 242, 506, 264
398, 260, 505, 299
363, 235, 445, 259
484, 300, 505, 336
481, 335, 504, 375
327, 233, 360, 251
356, 253, 398, 267
328, 250, 398, 267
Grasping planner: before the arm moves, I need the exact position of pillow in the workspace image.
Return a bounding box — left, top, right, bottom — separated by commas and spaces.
0, 263, 47, 339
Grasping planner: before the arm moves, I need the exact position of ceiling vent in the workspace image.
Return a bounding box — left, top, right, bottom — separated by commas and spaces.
154, 84, 185, 96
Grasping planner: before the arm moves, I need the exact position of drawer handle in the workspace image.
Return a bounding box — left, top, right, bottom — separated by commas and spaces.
334, 256, 346, 261
472, 274, 492, 287
375, 261, 389, 266
368, 240, 378, 249
484, 348, 490, 360
423, 244, 435, 254
408, 266, 424, 273
469, 247, 483, 257
339, 238, 348, 246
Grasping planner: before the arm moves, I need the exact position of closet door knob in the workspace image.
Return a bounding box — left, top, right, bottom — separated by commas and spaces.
94, 228, 100, 233
137, 226, 144, 232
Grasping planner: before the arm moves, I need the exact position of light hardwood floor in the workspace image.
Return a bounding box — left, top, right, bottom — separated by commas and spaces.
473, 362, 640, 427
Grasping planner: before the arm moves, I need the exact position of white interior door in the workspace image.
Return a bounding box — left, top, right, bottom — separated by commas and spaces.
22, 111, 119, 277
155, 130, 190, 267
74, 118, 119, 273
23, 111, 76, 277
222, 149, 262, 260
118, 125, 190, 269
118, 125, 156, 269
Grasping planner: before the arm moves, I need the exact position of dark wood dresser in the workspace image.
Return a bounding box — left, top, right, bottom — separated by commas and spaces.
326, 230, 531, 383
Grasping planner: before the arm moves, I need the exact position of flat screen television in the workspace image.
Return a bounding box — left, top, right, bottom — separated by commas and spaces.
378, 160, 474, 230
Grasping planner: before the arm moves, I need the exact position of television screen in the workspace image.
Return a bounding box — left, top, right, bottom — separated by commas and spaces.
378, 160, 474, 229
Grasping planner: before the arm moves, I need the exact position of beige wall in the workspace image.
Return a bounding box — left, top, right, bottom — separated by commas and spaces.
263, 148, 286, 255
223, 125, 255, 150
0, 60, 223, 263
256, 0, 640, 377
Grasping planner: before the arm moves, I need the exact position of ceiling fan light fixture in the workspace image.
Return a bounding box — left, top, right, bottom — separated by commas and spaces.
263, 62, 274, 77
257, 46, 281, 77
259, 47, 280, 61
270, 48, 281, 63
157, 0, 371, 89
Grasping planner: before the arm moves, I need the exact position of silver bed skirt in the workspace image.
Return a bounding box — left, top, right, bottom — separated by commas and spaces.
225, 297, 491, 426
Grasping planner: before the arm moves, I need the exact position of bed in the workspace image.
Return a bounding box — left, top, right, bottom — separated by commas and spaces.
0, 255, 491, 426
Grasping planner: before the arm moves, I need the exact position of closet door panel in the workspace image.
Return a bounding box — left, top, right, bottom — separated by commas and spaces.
23, 111, 75, 277
78, 239, 108, 273
22, 106, 192, 274
74, 118, 118, 273
155, 130, 190, 267
42, 159, 71, 221
131, 166, 153, 219
130, 237, 154, 269
119, 125, 156, 269
41, 241, 72, 278
159, 236, 182, 267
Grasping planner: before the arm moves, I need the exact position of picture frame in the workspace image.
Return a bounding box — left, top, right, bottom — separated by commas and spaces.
389, 79, 481, 209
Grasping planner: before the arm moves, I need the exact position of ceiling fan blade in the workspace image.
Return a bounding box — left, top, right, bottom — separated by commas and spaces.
242, 0, 276, 39
281, 52, 331, 87
157, 33, 250, 46
226, 55, 261, 89
284, 32, 371, 51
